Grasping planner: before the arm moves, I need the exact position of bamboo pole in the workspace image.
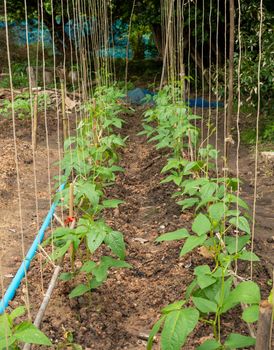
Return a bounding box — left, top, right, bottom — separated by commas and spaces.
32, 94, 38, 151
255, 300, 273, 350
61, 80, 68, 143
22, 221, 76, 350
68, 183, 75, 271
69, 183, 74, 218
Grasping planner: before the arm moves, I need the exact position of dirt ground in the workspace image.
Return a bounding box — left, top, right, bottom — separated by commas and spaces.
0, 111, 61, 294
1, 104, 273, 349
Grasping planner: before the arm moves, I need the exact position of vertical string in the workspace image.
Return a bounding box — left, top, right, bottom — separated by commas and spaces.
3, 0, 31, 318
215, 0, 220, 178
125, 0, 136, 93
235, 0, 242, 274
201, 0, 205, 144
251, 0, 263, 279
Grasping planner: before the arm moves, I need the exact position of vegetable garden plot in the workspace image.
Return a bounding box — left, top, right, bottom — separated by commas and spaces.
0, 0, 273, 349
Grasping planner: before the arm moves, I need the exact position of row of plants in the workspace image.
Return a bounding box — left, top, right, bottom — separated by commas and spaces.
0, 85, 130, 349
141, 85, 262, 350
48, 85, 131, 298
0, 91, 51, 120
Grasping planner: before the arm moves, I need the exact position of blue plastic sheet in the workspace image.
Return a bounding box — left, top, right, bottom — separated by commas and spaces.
126, 88, 224, 109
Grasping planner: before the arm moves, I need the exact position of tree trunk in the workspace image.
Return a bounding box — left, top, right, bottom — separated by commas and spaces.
132, 33, 145, 60
151, 23, 163, 58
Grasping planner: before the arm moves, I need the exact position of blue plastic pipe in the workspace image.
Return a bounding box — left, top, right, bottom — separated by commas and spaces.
0, 183, 66, 314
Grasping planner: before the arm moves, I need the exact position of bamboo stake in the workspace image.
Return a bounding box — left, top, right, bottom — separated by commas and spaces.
61, 80, 68, 143
255, 300, 273, 350
68, 183, 75, 271
69, 183, 74, 218
32, 94, 38, 151
23, 219, 77, 350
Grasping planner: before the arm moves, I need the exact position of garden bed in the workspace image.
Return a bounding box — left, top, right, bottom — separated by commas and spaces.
3, 106, 273, 349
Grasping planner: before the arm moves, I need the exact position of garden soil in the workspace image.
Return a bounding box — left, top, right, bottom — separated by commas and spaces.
0, 106, 273, 349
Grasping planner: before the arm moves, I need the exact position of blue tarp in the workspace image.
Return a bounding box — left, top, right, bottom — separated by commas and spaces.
0, 19, 157, 59
126, 88, 224, 109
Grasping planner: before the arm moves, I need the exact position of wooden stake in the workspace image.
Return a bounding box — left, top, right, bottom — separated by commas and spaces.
255, 300, 273, 350
68, 183, 75, 271
69, 183, 74, 218
61, 80, 68, 143
32, 94, 38, 151
23, 219, 77, 350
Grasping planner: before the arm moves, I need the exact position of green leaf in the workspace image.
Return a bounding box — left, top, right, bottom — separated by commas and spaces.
161, 308, 199, 350
192, 214, 211, 236
91, 262, 109, 282
147, 316, 166, 350
225, 235, 250, 254
239, 251, 260, 262
194, 266, 216, 289
177, 198, 199, 210
192, 297, 217, 313
89, 277, 104, 289
222, 281, 261, 313
208, 203, 227, 222
229, 216, 251, 234
10, 306, 26, 321
0, 335, 16, 349
59, 272, 74, 281
51, 227, 75, 239
104, 231, 126, 259
162, 301, 185, 314
156, 229, 189, 242
0, 313, 12, 339
69, 284, 91, 298
200, 182, 218, 199
101, 256, 131, 269
80, 261, 97, 273
197, 339, 221, 350
225, 194, 249, 210
86, 227, 106, 254
91, 256, 130, 284
78, 183, 100, 206
180, 235, 207, 256
186, 279, 198, 300
197, 275, 216, 290
224, 333, 255, 349
214, 277, 233, 306
14, 322, 52, 345
194, 265, 211, 276
51, 240, 72, 260
242, 305, 259, 323
102, 199, 124, 208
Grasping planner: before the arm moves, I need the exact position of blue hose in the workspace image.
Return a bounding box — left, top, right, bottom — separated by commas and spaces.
0, 183, 66, 314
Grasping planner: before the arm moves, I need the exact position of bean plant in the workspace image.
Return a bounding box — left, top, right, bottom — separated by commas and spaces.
0, 92, 50, 120
143, 86, 261, 350
0, 306, 51, 349
46, 85, 131, 298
